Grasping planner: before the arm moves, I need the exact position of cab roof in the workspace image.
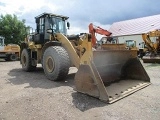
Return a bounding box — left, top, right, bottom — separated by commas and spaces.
35, 13, 69, 20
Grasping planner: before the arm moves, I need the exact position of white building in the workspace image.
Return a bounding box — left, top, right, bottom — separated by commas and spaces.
109, 14, 160, 48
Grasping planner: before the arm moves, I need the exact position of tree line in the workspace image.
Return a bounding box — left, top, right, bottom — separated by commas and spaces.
0, 14, 30, 45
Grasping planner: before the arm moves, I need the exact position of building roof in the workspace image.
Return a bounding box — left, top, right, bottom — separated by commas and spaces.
109, 14, 160, 37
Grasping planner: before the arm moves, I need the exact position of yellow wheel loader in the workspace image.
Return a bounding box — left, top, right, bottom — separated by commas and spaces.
0, 36, 20, 61
20, 13, 150, 103
142, 30, 160, 63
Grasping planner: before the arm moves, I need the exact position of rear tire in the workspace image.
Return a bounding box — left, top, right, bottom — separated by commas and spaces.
43, 46, 70, 81
10, 54, 18, 61
21, 49, 36, 71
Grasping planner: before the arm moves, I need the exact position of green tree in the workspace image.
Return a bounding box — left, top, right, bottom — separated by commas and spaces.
0, 14, 29, 45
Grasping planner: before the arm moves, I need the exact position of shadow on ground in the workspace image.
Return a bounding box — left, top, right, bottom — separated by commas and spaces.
7, 67, 75, 89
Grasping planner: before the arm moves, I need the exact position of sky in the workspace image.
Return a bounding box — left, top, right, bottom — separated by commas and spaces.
0, 0, 160, 39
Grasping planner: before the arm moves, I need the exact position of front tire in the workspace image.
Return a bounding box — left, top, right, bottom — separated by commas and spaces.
21, 49, 36, 71
43, 46, 70, 81
5, 55, 10, 61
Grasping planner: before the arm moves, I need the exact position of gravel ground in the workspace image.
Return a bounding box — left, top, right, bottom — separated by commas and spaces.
0, 59, 160, 120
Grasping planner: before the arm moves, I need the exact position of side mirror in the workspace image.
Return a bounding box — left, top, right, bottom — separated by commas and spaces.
67, 22, 70, 29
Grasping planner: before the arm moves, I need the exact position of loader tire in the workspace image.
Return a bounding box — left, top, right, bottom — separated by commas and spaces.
21, 49, 36, 71
43, 46, 70, 81
10, 54, 18, 61
5, 55, 10, 61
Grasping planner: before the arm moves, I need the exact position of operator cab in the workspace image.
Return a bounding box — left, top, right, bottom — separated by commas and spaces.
125, 40, 136, 48
33, 13, 69, 44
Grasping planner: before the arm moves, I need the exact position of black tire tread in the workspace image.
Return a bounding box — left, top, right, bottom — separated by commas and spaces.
5, 55, 10, 61
21, 49, 36, 72
10, 54, 18, 61
43, 46, 70, 81
55, 46, 70, 80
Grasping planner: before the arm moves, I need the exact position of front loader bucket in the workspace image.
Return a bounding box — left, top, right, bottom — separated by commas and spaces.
75, 50, 150, 103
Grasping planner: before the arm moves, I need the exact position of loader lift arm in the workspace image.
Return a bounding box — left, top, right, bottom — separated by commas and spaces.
89, 23, 112, 47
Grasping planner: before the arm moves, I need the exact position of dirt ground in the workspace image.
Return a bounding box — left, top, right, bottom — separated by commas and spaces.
0, 59, 160, 120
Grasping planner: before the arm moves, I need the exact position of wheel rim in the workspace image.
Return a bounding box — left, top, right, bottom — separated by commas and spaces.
22, 55, 26, 66
11, 55, 16, 60
46, 56, 55, 73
